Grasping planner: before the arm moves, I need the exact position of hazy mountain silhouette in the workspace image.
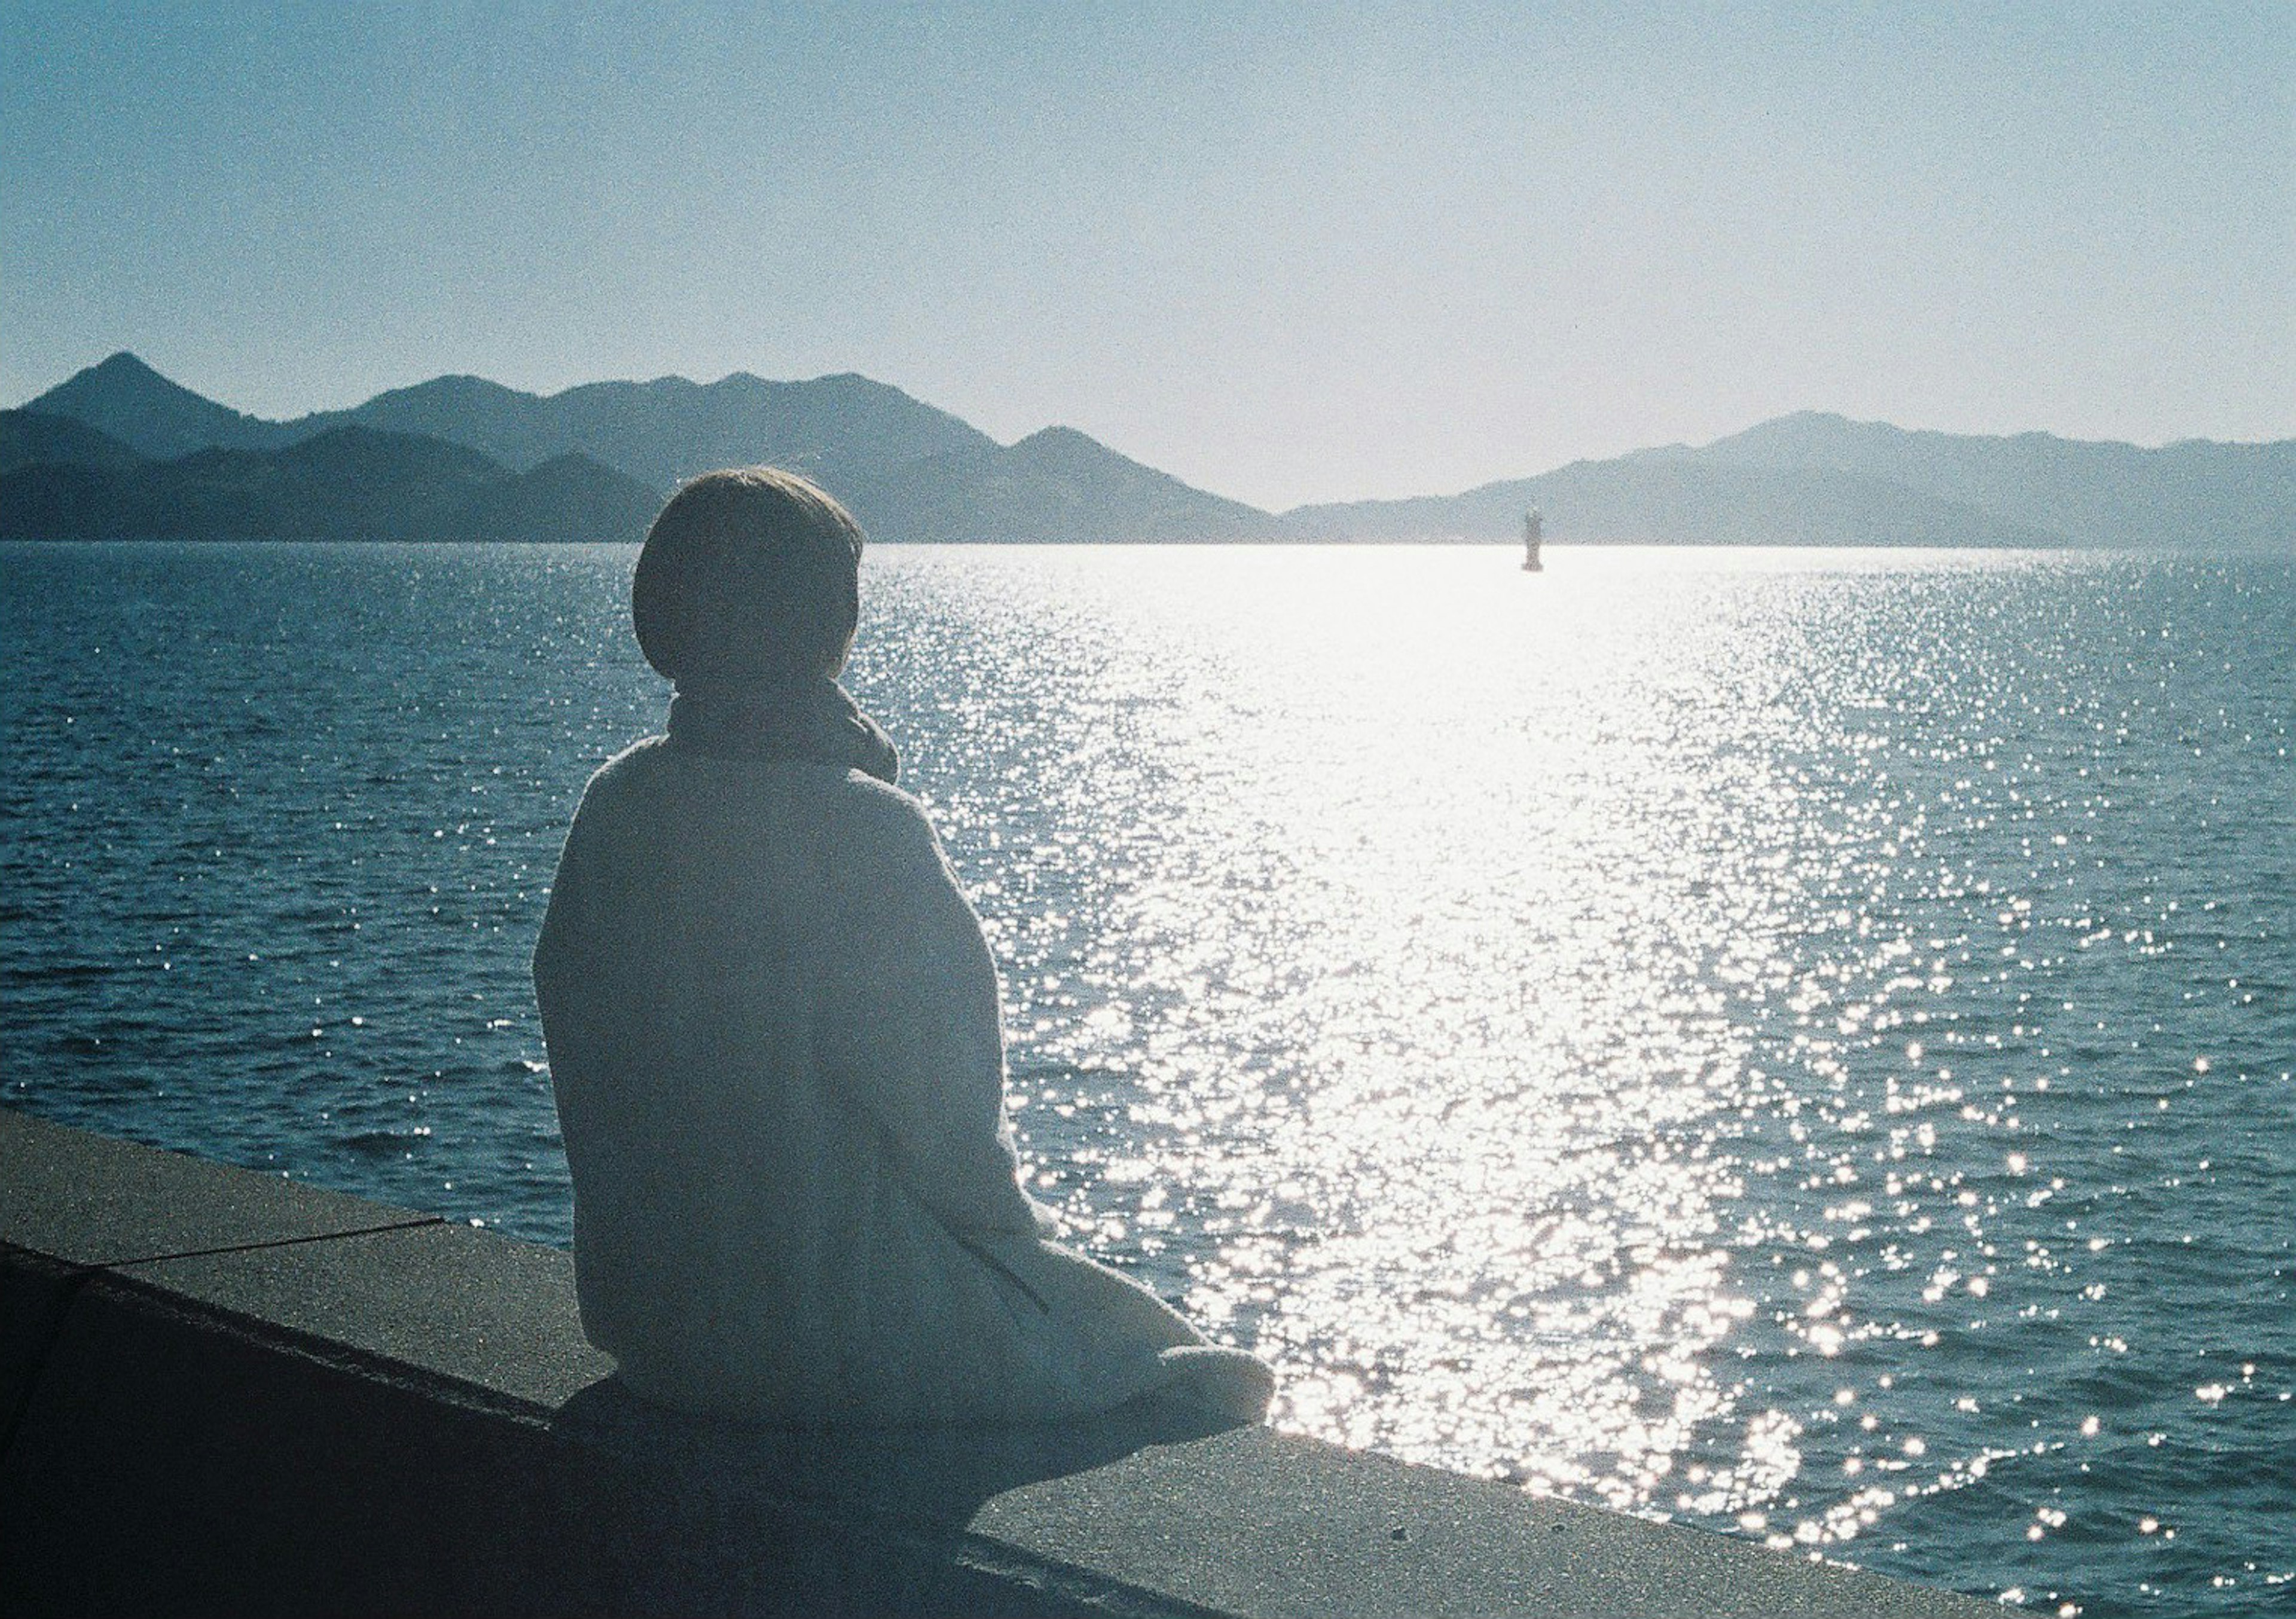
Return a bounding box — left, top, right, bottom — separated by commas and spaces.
0, 420, 660, 543
1283, 458, 2063, 548
291, 369, 997, 494
0, 408, 145, 476
12, 354, 1269, 543
1659, 411, 2296, 550
842, 425, 1270, 542
1285, 417, 2293, 550
320, 380, 1261, 540
23, 352, 297, 459
460, 453, 671, 544
11, 354, 2291, 549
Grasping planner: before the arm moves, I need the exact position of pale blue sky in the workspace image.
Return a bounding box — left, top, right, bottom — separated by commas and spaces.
4, 1, 2289, 507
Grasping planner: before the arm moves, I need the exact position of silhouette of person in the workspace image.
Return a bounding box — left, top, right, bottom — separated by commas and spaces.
534, 468, 1272, 1426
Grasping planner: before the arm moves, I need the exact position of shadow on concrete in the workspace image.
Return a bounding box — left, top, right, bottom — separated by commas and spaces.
1, 1114, 2001, 1618
554, 1374, 1242, 1531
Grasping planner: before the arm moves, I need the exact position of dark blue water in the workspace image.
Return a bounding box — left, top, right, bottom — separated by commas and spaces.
2, 542, 2288, 1615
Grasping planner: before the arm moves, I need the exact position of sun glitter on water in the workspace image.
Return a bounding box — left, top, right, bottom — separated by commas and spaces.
4, 542, 2289, 1618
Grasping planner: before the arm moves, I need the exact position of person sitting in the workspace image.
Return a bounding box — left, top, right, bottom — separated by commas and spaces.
533, 467, 1274, 1426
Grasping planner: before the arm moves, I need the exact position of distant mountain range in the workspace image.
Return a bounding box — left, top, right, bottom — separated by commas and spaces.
1283, 413, 2295, 549
4, 352, 2289, 549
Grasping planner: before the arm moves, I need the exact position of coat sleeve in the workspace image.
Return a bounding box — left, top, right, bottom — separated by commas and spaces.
817, 792, 1051, 1237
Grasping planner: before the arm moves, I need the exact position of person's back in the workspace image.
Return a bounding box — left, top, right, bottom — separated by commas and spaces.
534, 468, 1272, 1426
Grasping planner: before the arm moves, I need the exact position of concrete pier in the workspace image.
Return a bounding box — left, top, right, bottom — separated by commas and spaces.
0, 1107, 1999, 1616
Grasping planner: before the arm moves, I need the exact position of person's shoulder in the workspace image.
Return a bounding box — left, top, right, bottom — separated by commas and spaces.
793, 772, 968, 908
572, 735, 674, 808
572, 740, 942, 857
834, 766, 924, 814
823, 769, 943, 855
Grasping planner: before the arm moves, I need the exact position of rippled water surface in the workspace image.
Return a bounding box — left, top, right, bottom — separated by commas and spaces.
3, 542, 2289, 1615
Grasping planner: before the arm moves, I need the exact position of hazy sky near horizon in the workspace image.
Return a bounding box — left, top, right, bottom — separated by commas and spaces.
4, 2, 2289, 508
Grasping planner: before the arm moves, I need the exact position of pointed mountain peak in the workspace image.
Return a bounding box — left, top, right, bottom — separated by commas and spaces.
44, 350, 207, 407
1016, 423, 1100, 446
88, 350, 166, 379
26, 352, 291, 460
1011, 424, 1121, 460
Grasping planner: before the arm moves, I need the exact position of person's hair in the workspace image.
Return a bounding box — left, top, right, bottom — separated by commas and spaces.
631, 467, 865, 685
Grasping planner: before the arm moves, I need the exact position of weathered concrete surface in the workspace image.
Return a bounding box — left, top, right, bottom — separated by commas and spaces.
0, 1109, 436, 1267
0, 1109, 443, 1470
0, 1107, 2003, 1617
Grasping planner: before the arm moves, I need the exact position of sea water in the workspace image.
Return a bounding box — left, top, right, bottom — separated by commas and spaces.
2, 540, 2288, 1617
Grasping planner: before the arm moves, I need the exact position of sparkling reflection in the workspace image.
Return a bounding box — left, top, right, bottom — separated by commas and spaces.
2, 542, 2288, 1618
855, 546, 2293, 1618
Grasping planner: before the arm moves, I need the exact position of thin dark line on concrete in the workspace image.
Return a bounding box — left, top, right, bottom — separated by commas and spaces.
100, 1214, 448, 1271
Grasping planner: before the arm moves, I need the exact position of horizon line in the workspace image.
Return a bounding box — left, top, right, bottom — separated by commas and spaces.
18, 348, 2296, 518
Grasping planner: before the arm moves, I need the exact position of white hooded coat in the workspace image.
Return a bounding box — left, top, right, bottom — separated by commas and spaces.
534, 735, 1273, 1426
